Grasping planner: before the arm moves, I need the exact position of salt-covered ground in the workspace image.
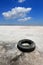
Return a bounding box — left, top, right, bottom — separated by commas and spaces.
0, 26, 43, 65
0, 26, 43, 52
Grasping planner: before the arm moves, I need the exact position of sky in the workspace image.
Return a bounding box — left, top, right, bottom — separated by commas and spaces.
0, 0, 43, 25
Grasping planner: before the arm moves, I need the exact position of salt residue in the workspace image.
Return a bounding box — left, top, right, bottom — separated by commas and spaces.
0, 26, 43, 52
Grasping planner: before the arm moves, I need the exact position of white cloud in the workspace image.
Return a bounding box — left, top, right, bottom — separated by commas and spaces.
18, 0, 25, 3
18, 17, 31, 22
2, 7, 32, 19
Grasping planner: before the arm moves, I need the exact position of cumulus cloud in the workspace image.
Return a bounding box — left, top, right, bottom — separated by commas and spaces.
2, 7, 32, 18
2, 7, 32, 22
18, 17, 31, 22
18, 0, 25, 3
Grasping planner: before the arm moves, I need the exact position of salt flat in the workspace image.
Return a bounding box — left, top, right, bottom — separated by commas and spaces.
0, 26, 43, 52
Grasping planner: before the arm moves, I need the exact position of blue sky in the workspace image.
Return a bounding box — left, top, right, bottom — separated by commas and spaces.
0, 0, 43, 25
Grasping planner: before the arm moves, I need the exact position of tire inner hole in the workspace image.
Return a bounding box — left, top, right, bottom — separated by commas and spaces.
22, 43, 29, 47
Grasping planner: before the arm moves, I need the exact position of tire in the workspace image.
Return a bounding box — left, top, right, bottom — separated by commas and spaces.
17, 39, 36, 52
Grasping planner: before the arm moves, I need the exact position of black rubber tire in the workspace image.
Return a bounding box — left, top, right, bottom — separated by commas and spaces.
17, 39, 36, 52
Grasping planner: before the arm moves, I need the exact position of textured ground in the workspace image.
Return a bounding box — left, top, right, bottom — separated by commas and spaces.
0, 26, 43, 65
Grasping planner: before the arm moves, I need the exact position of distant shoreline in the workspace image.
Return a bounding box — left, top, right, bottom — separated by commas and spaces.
0, 24, 43, 26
